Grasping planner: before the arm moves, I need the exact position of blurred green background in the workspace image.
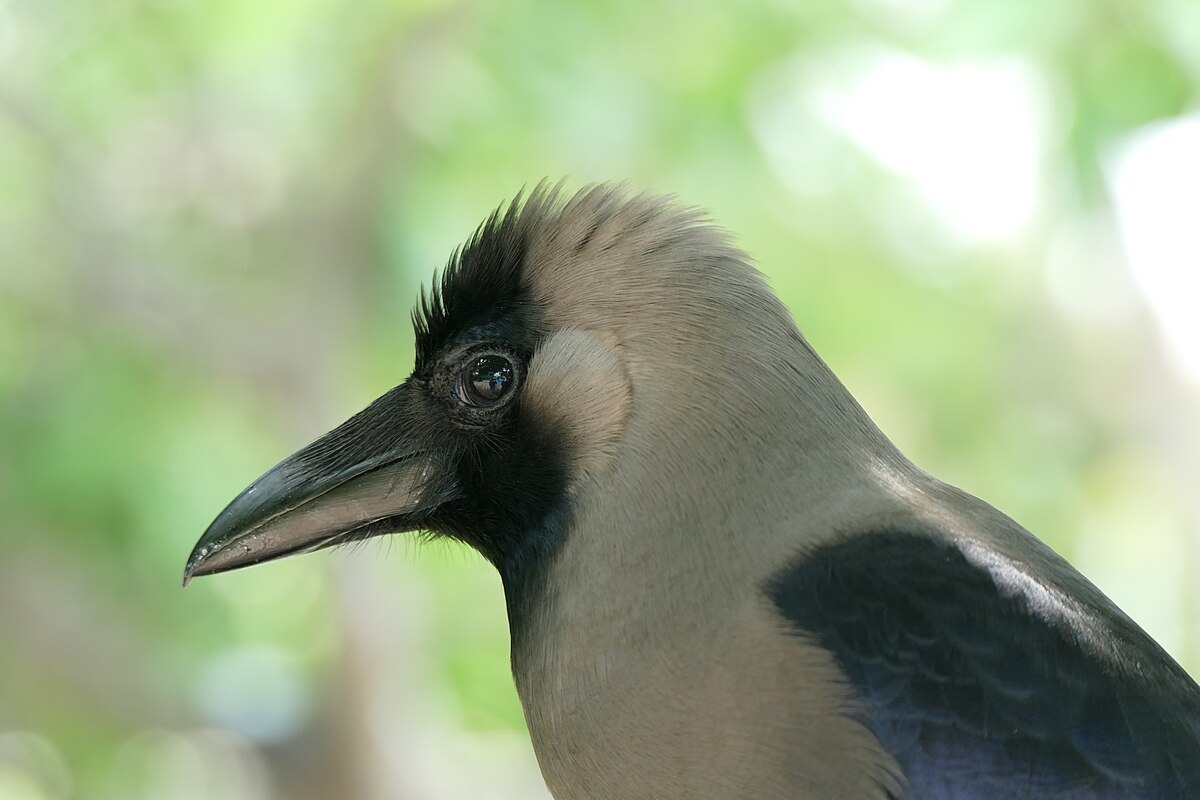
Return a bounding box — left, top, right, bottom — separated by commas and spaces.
2, 0, 1199, 798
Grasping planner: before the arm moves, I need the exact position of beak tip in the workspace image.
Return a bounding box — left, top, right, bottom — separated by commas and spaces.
182, 544, 213, 588
181, 561, 197, 589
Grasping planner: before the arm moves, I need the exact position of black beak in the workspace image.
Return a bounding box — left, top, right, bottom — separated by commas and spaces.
184, 380, 453, 585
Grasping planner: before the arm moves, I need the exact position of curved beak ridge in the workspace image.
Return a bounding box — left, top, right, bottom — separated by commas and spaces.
183, 381, 449, 585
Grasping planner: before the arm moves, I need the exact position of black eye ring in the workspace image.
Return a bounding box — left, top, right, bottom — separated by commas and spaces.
453, 353, 516, 408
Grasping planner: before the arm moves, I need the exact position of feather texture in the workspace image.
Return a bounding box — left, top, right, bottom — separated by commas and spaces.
769, 531, 1200, 798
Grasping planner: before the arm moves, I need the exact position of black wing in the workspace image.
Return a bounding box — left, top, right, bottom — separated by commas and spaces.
768, 530, 1200, 799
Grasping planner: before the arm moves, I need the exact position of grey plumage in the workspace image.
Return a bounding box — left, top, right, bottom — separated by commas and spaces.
187, 185, 1200, 798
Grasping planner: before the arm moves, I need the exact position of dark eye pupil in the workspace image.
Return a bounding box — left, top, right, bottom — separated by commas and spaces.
466, 355, 513, 404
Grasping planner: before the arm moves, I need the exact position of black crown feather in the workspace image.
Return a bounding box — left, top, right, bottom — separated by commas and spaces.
411, 183, 560, 372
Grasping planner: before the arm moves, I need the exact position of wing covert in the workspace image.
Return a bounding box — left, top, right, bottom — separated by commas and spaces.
768, 531, 1200, 799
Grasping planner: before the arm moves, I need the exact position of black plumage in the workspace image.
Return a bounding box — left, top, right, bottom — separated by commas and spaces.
770, 530, 1200, 798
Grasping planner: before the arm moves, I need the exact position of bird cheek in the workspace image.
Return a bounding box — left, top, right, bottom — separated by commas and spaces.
523, 329, 631, 486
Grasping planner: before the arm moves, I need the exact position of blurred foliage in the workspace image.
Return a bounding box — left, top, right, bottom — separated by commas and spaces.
1, 0, 1199, 798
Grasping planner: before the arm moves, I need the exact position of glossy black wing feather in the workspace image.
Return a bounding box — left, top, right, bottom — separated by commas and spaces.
768, 531, 1200, 799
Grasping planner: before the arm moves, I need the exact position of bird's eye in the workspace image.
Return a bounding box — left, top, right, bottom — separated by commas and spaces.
455, 354, 515, 407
